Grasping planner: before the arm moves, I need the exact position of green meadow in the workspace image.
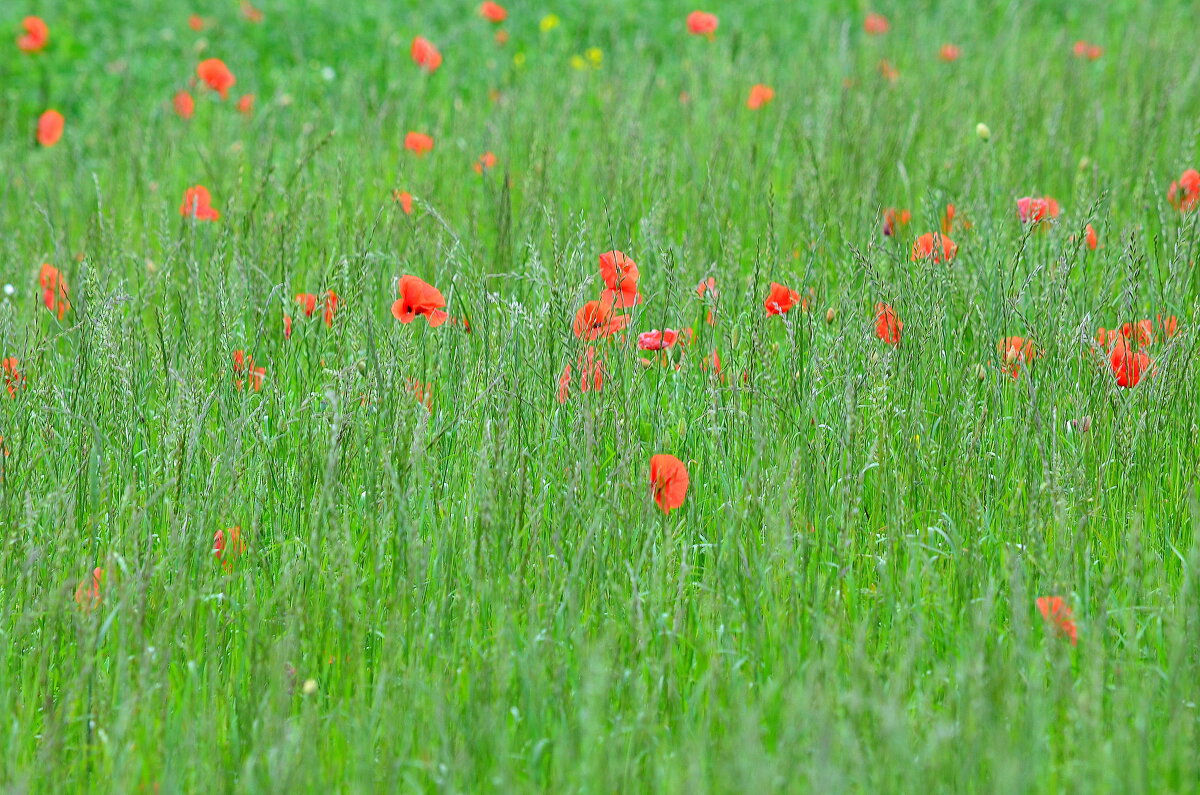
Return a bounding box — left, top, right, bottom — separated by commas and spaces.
2, 0, 1199, 791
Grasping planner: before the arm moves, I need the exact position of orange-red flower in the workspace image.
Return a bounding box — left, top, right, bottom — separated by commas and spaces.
240, 1, 264, 23
1157, 314, 1179, 339
323, 291, 339, 327
1085, 223, 1097, 251
18, 17, 49, 53
411, 36, 443, 72
197, 58, 236, 99
764, 282, 802, 316
1109, 337, 1150, 388
74, 567, 104, 612
939, 44, 961, 62
39, 264, 70, 320
393, 190, 414, 214
405, 132, 434, 155
637, 328, 682, 351
188, 14, 205, 32
940, 203, 970, 235
283, 315, 293, 339
686, 11, 718, 38
998, 336, 1037, 378
911, 232, 957, 263
863, 13, 889, 35
473, 151, 497, 174
37, 110, 64, 147
882, 207, 910, 237
213, 526, 246, 571
1167, 168, 1199, 213
1121, 319, 1154, 347
2, 357, 23, 398
1072, 41, 1103, 60
180, 185, 220, 221
558, 346, 606, 403
747, 84, 775, 110
1016, 196, 1061, 225
1036, 596, 1078, 645
392, 275, 448, 327
649, 454, 689, 513
480, 2, 507, 22
878, 59, 899, 84
236, 94, 255, 115
874, 303, 902, 345
232, 350, 266, 391
408, 378, 434, 409
599, 250, 642, 308
295, 293, 318, 317
174, 90, 195, 119
573, 295, 629, 340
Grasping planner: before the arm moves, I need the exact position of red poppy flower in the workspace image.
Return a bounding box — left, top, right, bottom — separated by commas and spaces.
573, 296, 629, 340
213, 526, 246, 571
1072, 41, 1102, 60
240, 1, 264, 23
940, 204, 961, 235
323, 291, 339, 327
1084, 223, 1097, 251
18, 17, 49, 53
747, 84, 775, 110
473, 151, 497, 174
696, 276, 716, 298
882, 207, 911, 237
637, 328, 682, 351
180, 185, 220, 221
74, 567, 104, 612
911, 232, 957, 263
558, 346, 606, 403
236, 94, 255, 116
874, 303, 902, 345
686, 11, 718, 38
1120, 319, 1154, 347
188, 14, 205, 32
405, 132, 434, 155
480, 2, 507, 22
1016, 196, 1061, 224
197, 58, 236, 99
1036, 596, 1078, 645
998, 336, 1037, 378
863, 13, 889, 35
231, 350, 265, 391
174, 91, 195, 119
283, 315, 293, 339
598, 250, 642, 308
939, 44, 961, 62
392, 275, 449, 327
1094, 327, 1121, 350
37, 110, 64, 147
39, 264, 71, 320
394, 190, 414, 214
295, 293, 318, 317
2, 357, 23, 398
1157, 314, 1179, 339
1167, 168, 1199, 212
764, 282, 801, 316
649, 454, 689, 513
411, 36, 443, 72
878, 59, 899, 83
1109, 338, 1150, 388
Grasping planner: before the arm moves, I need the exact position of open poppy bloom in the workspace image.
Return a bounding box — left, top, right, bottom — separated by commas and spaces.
237, 94, 255, 115
232, 350, 266, 391
405, 132, 434, 155
941, 204, 971, 235
283, 315, 293, 339
1167, 168, 1199, 212
323, 291, 339, 327
882, 207, 911, 237
18, 17, 49, 53
180, 185, 220, 221
1157, 314, 1179, 339
911, 232, 957, 263
2, 357, 23, 398
1036, 596, 1078, 645
747, 84, 775, 110
998, 336, 1037, 378
295, 293, 318, 317
1016, 196, 1061, 225
874, 303, 902, 345
1109, 338, 1150, 388
39, 264, 71, 320
473, 151, 497, 174
637, 328, 682, 351
392, 275, 449, 327
480, 2, 507, 22
863, 13, 889, 35
411, 36, 443, 72
939, 44, 961, 62
573, 296, 629, 340
197, 58, 236, 99
687, 11, 718, 38
37, 110, 64, 147
764, 282, 802, 316
649, 454, 689, 513
174, 91, 195, 119
74, 567, 104, 612
393, 190, 414, 214
1120, 319, 1154, 347
1085, 224, 1098, 250
213, 526, 246, 571
558, 346, 606, 403
599, 250, 642, 308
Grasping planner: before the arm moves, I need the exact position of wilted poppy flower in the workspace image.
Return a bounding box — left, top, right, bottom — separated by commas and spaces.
1016, 196, 1061, 225
411, 36, 443, 72
1109, 337, 1150, 388
998, 336, 1037, 378
874, 303, 902, 345
197, 58, 236, 99
649, 454, 689, 513
236, 94, 255, 115
39, 264, 70, 320
74, 567, 104, 612
747, 84, 775, 110
405, 132, 434, 155
392, 275, 448, 327
939, 44, 961, 61
393, 190, 414, 214
480, 2, 507, 22
687, 11, 719, 38
598, 250, 642, 308
473, 151, 497, 174
213, 526, 246, 571
558, 346, 606, 403
864, 13, 889, 35
1167, 168, 1199, 212
174, 91, 195, 119
18, 17, 49, 53
573, 296, 629, 340
2, 357, 23, 398
180, 185, 220, 221
911, 232, 957, 263
1036, 596, 1078, 645
36, 110, 63, 148
882, 207, 911, 237
764, 282, 802, 316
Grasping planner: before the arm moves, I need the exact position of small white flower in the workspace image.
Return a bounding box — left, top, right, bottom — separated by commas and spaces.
2, 284, 14, 296
321, 66, 336, 82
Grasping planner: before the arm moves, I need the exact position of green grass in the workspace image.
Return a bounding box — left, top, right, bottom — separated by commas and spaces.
2, 0, 1200, 791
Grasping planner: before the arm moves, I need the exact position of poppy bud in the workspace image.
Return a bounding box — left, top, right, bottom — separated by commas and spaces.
302, 679, 318, 695
976, 122, 991, 142
975, 364, 988, 381
825, 307, 836, 324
